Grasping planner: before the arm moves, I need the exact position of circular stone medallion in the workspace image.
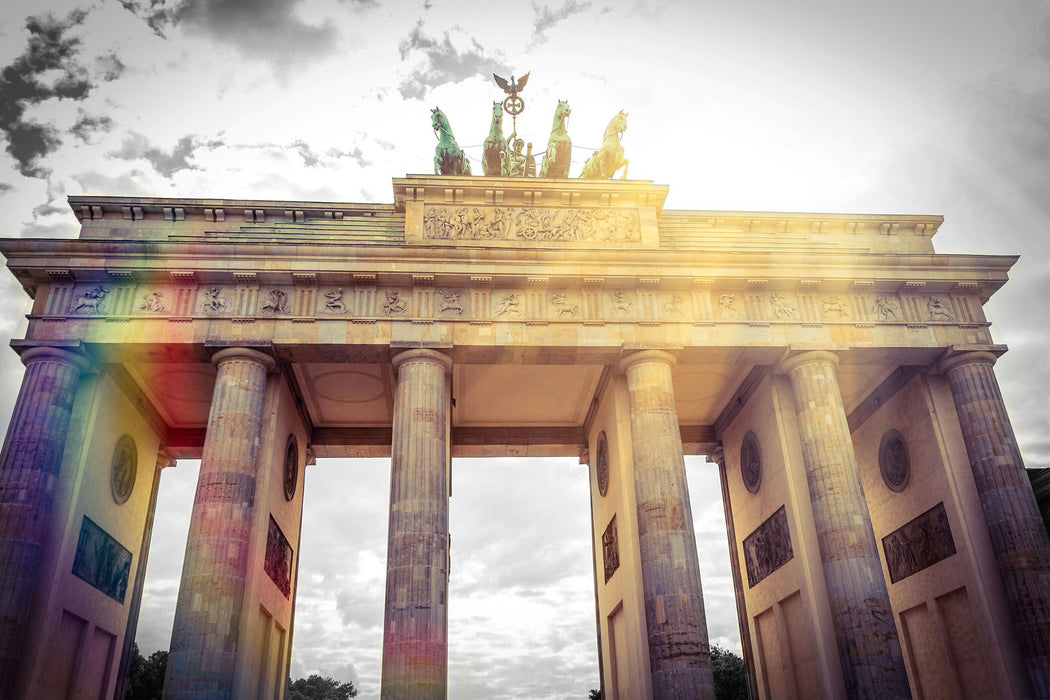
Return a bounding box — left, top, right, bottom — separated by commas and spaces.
740, 431, 762, 494
879, 430, 911, 492
596, 431, 610, 497
111, 435, 137, 505
284, 435, 298, 501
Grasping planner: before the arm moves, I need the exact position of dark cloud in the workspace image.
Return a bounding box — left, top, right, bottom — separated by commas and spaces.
94, 52, 127, 81
0, 183, 13, 194
117, 0, 175, 36
397, 21, 508, 100
530, 0, 592, 46
107, 132, 225, 178
71, 110, 115, 142
0, 10, 94, 178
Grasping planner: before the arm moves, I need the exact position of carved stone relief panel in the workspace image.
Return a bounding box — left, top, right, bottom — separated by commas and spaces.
320, 287, 351, 315
138, 288, 169, 313
740, 431, 762, 494
111, 435, 137, 505
264, 514, 293, 598
72, 516, 132, 603
925, 295, 955, 321
596, 431, 610, 497
607, 290, 634, 318
260, 288, 291, 314
438, 288, 465, 316
879, 430, 911, 492
69, 285, 111, 315
872, 294, 902, 321
744, 505, 793, 587
493, 291, 523, 318
423, 205, 642, 243
602, 515, 619, 583
200, 286, 231, 314
769, 293, 799, 320
882, 502, 956, 583
284, 435, 298, 501
381, 288, 409, 315
550, 292, 580, 319
718, 293, 745, 319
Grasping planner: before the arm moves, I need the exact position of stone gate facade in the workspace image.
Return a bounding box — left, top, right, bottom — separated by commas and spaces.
0, 175, 1048, 699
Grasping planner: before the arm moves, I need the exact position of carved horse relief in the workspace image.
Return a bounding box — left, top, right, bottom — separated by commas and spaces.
431, 107, 471, 176
580, 110, 629, 180
482, 102, 509, 176
539, 100, 572, 178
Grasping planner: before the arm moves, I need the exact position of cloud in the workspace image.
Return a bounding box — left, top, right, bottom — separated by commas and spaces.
0, 10, 93, 178
530, 0, 591, 46
107, 131, 225, 178
397, 21, 508, 100
0, 183, 12, 194
71, 110, 114, 142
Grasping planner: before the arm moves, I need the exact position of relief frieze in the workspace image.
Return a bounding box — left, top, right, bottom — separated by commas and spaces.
744, 505, 793, 587
882, 502, 956, 583
422, 205, 641, 243
72, 515, 132, 603
264, 514, 293, 598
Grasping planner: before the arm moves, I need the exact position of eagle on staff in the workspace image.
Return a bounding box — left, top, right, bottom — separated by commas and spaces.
493, 72, 530, 116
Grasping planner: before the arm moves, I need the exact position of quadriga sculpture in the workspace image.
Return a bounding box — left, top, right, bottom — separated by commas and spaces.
431, 107, 471, 176
539, 99, 572, 178
579, 110, 629, 180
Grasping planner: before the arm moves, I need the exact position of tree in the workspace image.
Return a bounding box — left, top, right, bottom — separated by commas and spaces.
711, 644, 749, 700
126, 643, 168, 700
287, 674, 358, 700
588, 690, 602, 700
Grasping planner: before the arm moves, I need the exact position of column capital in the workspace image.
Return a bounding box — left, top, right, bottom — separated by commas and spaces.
391, 348, 452, 374
16, 344, 92, 373
618, 348, 676, 373
211, 346, 276, 372
779, 348, 840, 374
706, 445, 725, 467
938, 349, 999, 374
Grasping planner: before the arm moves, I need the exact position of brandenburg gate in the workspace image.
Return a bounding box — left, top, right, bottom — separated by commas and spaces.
1, 174, 1048, 699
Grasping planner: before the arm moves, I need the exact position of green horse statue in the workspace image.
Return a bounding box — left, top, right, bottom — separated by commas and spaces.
579, 110, 629, 180
432, 107, 471, 176
482, 102, 509, 176
539, 99, 572, 178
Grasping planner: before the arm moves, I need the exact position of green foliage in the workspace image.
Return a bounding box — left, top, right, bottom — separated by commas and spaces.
126, 643, 168, 700
588, 690, 602, 699
287, 674, 358, 700
711, 644, 749, 700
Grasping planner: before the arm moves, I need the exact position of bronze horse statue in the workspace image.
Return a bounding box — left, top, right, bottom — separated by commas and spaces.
539, 99, 572, 178
431, 107, 471, 175
482, 102, 509, 176
579, 110, 629, 180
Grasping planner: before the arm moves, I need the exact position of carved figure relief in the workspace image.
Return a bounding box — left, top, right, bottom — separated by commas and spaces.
719, 294, 743, 318
822, 297, 849, 318
744, 505, 793, 587
439, 290, 463, 315
72, 516, 132, 603
596, 431, 610, 497
72, 286, 109, 314
551, 293, 579, 318
264, 515, 293, 598
495, 293, 521, 317
666, 294, 685, 317
602, 515, 619, 583
873, 295, 900, 320
926, 296, 954, 321
882, 502, 956, 583
740, 431, 762, 494
111, 435, 137, 505
261, 289, 288, 314
382, 289, 407, 315
139, 290, 168, 313
322, 288, 348, 314
610, 291, 632, 316
879, 429, 911, 492
284, 435, 298, 501
202, 287, 229, 314
770, 293, 798, 319
423, 206, 641, 243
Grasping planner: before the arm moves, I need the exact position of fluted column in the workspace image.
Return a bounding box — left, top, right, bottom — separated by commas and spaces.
381, 349, 452, 700
708, 448, 758, 700
619, 350, 714, 699
941, 350, 1050, 695
164, 347, 274, 699
0, 345, 90, 693
781, 350, 909, 698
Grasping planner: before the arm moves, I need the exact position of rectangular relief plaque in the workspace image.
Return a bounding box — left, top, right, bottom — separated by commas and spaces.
602, 515, 620, 583
744, 505, 793, 588
72, 515, 132, 603
882, 502, 956, 583
264, 514, 293, 598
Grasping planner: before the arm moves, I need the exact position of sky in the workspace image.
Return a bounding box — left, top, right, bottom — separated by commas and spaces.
0, 0, 1048, 698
